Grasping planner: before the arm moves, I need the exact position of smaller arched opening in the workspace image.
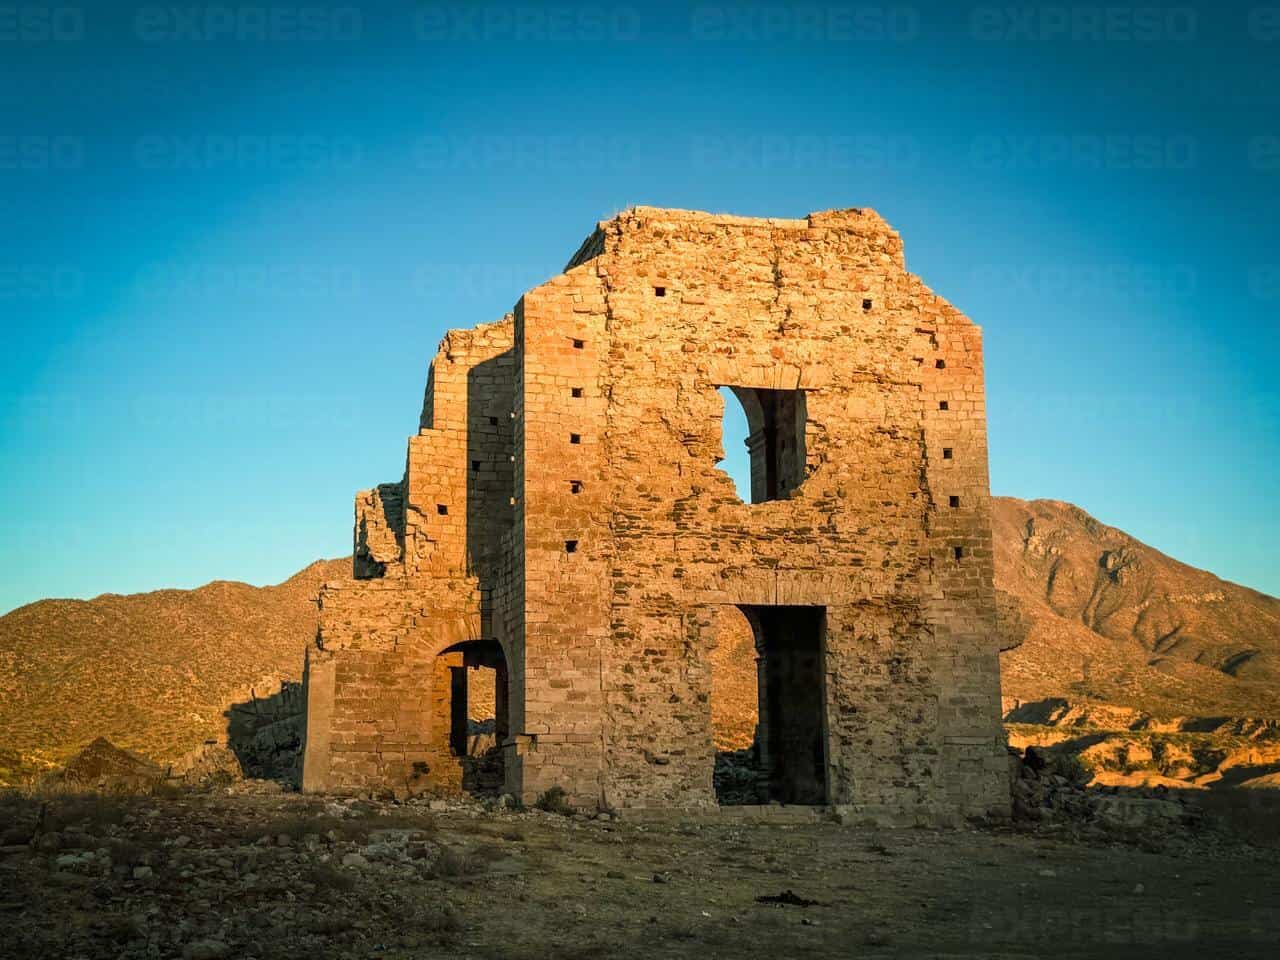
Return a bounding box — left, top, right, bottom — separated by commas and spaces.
716, 386, 808, 503
427, 638, 510, 797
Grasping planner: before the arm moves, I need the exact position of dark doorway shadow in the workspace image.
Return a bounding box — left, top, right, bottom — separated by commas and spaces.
714, 739, 765, 805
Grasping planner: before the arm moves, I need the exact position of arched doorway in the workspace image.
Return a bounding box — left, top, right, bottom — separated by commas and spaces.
427, 638, 510, 797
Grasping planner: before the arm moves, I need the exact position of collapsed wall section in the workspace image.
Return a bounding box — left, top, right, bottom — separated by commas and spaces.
302, 317, 516, 797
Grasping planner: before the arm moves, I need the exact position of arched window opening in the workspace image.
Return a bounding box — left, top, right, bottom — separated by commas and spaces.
716, 387, 752, 502
716, 386, 808, 504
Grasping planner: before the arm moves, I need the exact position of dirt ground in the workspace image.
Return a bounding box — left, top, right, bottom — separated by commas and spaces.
1, 786, 1277, 960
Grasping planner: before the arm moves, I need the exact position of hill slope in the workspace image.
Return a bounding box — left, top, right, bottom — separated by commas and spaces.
0, 560, 348, 779
0, 498, 1276, 783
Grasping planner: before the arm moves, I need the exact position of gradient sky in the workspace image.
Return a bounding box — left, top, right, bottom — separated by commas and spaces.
1, 1, 1277, 614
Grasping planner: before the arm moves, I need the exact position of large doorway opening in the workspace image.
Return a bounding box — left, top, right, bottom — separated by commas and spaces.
713, 605, 828, 805
431, 638, 509, 796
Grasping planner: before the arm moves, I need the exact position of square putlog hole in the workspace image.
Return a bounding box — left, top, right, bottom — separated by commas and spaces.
949, 495, 960, 508
437, 504, 449, 516
654, 286, 666, 297
571, 338, 585, 349
569, 480, 583, 494
565, 540, 579, 553
939, 400, 949, 410
862, 298, 873, 310
942, 447, 954, 460
953, 546, 965, 560
571, 387, 583, 398
569, 433, 581, 444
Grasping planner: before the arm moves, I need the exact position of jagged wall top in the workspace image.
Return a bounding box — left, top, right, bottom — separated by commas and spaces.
566, 206, 905, 272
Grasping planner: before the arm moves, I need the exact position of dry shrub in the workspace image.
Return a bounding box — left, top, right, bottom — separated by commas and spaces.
431, 846, 485, 878
245, 809, 436, 845
417, 903, 463, 935
305, 863, 356, 893
534, 785, 573, 816
106, 838, 151, 866
0, 791, 40, 843
42, 793, 132, 834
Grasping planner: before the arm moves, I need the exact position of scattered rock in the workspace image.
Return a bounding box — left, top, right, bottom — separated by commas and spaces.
183, 939, 230, 960
756, 890, 820, 907
54, 738, 165, 794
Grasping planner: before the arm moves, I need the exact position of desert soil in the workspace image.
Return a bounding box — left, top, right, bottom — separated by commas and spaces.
2, 785, 1277, 960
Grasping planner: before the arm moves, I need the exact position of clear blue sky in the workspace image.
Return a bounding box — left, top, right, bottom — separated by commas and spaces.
1, 1, 1276, 614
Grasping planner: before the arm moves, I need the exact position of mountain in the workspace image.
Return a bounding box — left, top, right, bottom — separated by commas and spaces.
0, 560, 347, 781
0, 498, 1276, 784
994, 497, 1280, 719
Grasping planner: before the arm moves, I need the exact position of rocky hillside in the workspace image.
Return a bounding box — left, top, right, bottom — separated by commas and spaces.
0, 560, 348, 781
994, 497, 1280, 719
0, 497, 1276, 785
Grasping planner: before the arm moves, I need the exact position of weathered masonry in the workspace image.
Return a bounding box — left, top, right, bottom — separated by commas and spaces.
301, 206, 1010, 824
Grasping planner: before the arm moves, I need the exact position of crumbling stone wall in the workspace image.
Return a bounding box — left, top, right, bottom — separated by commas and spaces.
302, 207, 1009, 824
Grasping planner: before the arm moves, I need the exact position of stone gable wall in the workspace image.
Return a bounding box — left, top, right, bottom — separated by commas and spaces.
302, 207, 1009, 823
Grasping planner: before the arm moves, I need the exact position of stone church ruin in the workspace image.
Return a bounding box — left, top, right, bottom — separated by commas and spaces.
301, 206, 1009, 823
